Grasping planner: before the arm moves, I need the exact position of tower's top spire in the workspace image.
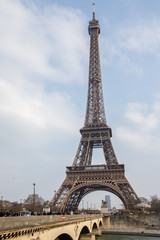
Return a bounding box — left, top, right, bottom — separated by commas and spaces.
92, 3, 95, 20
88, 3, 100, 35
84, 4, 106, 128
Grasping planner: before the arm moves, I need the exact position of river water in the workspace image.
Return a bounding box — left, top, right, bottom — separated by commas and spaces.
96, 235, 159, 240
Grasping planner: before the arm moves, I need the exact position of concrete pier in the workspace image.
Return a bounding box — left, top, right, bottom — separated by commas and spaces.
103, 214, 110, 229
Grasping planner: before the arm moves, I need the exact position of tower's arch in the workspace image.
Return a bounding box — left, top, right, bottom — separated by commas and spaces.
59, 183, 128, 212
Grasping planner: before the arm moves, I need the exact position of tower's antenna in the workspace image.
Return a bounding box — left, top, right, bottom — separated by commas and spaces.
93, 3, 95, 20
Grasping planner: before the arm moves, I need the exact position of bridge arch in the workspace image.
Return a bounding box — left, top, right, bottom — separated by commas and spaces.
79, 225, 90, 235
99, 220, 103, 228
92, 222, 98, 231
55, 233, 73, 240
78, 225, 90, 240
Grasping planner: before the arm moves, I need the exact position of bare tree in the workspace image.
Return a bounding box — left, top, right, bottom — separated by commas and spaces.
150, 195, 160, 213
24, 194, 45, 213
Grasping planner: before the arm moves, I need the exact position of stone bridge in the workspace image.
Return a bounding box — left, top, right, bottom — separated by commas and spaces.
0, 214, 110, 240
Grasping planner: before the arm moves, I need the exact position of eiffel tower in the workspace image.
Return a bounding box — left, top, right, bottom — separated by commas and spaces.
50, 4, 139, 212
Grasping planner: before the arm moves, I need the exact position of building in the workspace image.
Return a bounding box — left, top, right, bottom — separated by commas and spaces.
105, 195, 111, 210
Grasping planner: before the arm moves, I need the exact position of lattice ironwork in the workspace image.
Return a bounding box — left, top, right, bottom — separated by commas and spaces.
50, 5, 139, 212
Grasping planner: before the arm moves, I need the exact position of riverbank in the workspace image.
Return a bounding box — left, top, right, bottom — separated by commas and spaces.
105, 213, 160, 237
102, 229, 160, 237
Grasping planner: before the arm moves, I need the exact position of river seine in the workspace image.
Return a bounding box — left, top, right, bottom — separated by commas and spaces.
96, 235, 159, 240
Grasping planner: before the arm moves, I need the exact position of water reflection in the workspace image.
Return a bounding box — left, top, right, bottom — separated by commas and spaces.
96, 234, 159, 240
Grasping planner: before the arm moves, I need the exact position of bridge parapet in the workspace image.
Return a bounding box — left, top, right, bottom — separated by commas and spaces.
0, 214, 106, 240
0, 214, 101, 231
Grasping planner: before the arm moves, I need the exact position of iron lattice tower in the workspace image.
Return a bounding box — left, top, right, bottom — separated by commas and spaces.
50, 5, 139, 212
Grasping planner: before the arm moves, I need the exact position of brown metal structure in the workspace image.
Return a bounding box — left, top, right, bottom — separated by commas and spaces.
50, 5, 139, 212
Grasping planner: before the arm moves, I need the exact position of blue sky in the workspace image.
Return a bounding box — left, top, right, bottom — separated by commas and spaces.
1, 0, 160, 208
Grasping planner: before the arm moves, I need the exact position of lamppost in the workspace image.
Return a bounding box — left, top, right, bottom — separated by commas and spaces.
33, 183, 36, 214
1, 196, 3, 208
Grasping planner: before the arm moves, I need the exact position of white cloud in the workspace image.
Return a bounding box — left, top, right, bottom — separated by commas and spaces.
0, 0, 88, 84
117, 21, 160, 55
102, 18, 160, 74
125, 102, 158, 131
0, 79, 81, 131
0, 0, 160, 204
0, 0, 88, 201
101, 36, 143, 75
0, 0, 87, 134
115, 126, 149, 150
115, 98, 160, 152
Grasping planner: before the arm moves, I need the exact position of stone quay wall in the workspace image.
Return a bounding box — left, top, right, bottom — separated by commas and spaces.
110, 213, 160, 229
